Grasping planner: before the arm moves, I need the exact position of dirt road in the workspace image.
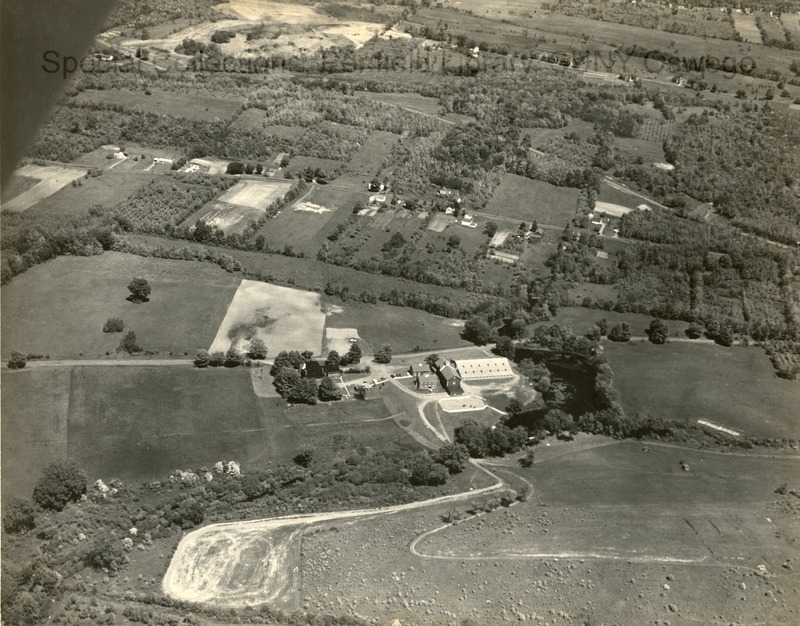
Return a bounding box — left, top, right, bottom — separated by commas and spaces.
162, 460, 504, 607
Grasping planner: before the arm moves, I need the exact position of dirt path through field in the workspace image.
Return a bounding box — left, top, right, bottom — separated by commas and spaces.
162, 459, 505, 607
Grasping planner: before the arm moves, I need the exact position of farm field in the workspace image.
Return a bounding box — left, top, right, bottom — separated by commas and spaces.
298, 440, 800, 625
605, 342, 800, 439
543, 306, 691, 338
0, 366, 274, 503
484, 174, 579, 226
325, 301, 471, 354
182, 179, 294, 235
599, 180, 655, 210
257, 183, 364, 254
208, 280, 326, 355
346, 130, 399, 175
23, 170, 156, 218
1, 252, 241, 359
355, 91, 473, 124
1, 369, 71, 506
74, 89, 242, 121
732, 13, 763, 43
1, 164, 88, 212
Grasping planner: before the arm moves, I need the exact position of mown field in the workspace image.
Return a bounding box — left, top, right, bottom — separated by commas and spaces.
326, 301, 471, 353
1, 252, 240, 359
484, 174, 579, 226
549, 306, 691, 337
605, 342, 800, 439
74, 89, 242, 121
24, 170, 156, 218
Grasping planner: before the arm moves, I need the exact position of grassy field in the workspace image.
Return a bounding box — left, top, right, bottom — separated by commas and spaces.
299, 438, 799, 625
1, 253, 240, 359
257, 183, 365, 254
346, 130, 399, 176
599, 180, 653, 209
1, 173, 39, 203
325, 301, 470, 353
548, 306, 691, 337
66, 366, 269, 482
605, 342, 800, 439
74, 89, 242, 121
1, 164, 88, 212
24, 170, 156, 218
484, 174, 579, 226
1, 369, 71, 506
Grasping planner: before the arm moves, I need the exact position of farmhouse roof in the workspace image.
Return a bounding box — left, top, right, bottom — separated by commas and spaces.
409, 363, 431, 375
302, 360, 325, 378
454, 357, 513, 380
439, 364, 461, 381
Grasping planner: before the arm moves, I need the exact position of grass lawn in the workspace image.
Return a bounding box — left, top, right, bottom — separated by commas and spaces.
1, 369, 71, 505
325, 301, 470, 353
66, 366, 269, 483
346, 130, 399, 176
282, 156, 341, 177
599, 180, 652, 209
257, 183, 365, 255
74, 89, 242, 121
25, 170, 156, 218
605, 342, 800, 439
287, 398, 392, 426
484, 174, 579, 226
1, 252, 240, 359
545, 306, 691, 337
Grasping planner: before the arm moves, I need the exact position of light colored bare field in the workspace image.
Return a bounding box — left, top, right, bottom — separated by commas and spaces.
781, 12, 800, 39
219, 180, 293, 210
324, 327, 360, 355
438, 396, 487, 413
594, 201, 633, 217
2, 165, 87, 212
293, 201, 330, 214
732, 13, 763, 43
209, 280, 326, 355
191, 202, 263, 235
216, 0, 321, 22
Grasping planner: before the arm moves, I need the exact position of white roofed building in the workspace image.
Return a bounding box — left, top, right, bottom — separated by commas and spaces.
454, 357, 513, 381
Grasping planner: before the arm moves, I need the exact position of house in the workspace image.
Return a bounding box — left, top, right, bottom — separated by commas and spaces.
153, 157, 173, 165
409, 363, 435, 389
300, 360, 325, 379
445, 206, 455, 215
454, 357, 513, 381
438, 363, 463, 395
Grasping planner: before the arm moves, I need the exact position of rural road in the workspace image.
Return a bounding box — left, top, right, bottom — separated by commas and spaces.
162, 459, 506, 607
17, 358, 195, 369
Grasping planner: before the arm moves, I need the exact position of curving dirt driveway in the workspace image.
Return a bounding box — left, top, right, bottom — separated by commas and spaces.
162, 460, 505, 607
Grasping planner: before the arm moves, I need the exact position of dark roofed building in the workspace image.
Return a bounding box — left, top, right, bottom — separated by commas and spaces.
438, 363, 462, 395
300, 360, 325, 379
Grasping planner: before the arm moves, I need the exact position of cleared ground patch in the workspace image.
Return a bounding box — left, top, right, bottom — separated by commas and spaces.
209, 280, 326, 355
1, 253, 240, 359
605, 342, 800, 439
732, 12, 763, 43
2, 164, 88, 212
219, 179, 293, 210
484, 174, 579, 226
74, 89, 241, 121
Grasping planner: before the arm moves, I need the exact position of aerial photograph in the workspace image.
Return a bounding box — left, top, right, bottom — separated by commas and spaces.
1, 0, 799, 624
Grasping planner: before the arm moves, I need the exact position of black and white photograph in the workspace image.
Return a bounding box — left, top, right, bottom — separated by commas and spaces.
1, 0, 799, 624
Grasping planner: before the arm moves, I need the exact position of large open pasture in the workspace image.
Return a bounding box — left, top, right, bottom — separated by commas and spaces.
257, 183, 364, 254
605, 342, 800, 439
297, 439, 799, 625
209, 280, 326, 355
484, 174, 579, 226
23, 170, 156, 218
1, 253, 240, 359
1, 164, 88, 212
549, 306, 691, 337
74, 89, 242, 121
325, 301, 471, 354
346, 130, 399, 175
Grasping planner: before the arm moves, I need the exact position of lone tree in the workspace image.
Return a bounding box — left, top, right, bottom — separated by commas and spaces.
647, 318, 669, 344
7, 351, 26, 369
127, 278, 151, 303
194, 349, 211, 368
293, 444, 316, 467
32, 460, 87, 511
325, 350, 341, 370
103, 318, 125, 333
344, 343, 362, 365
248, 338, 268, 360
432, 443, 469, 474
374, 344, 393, 364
